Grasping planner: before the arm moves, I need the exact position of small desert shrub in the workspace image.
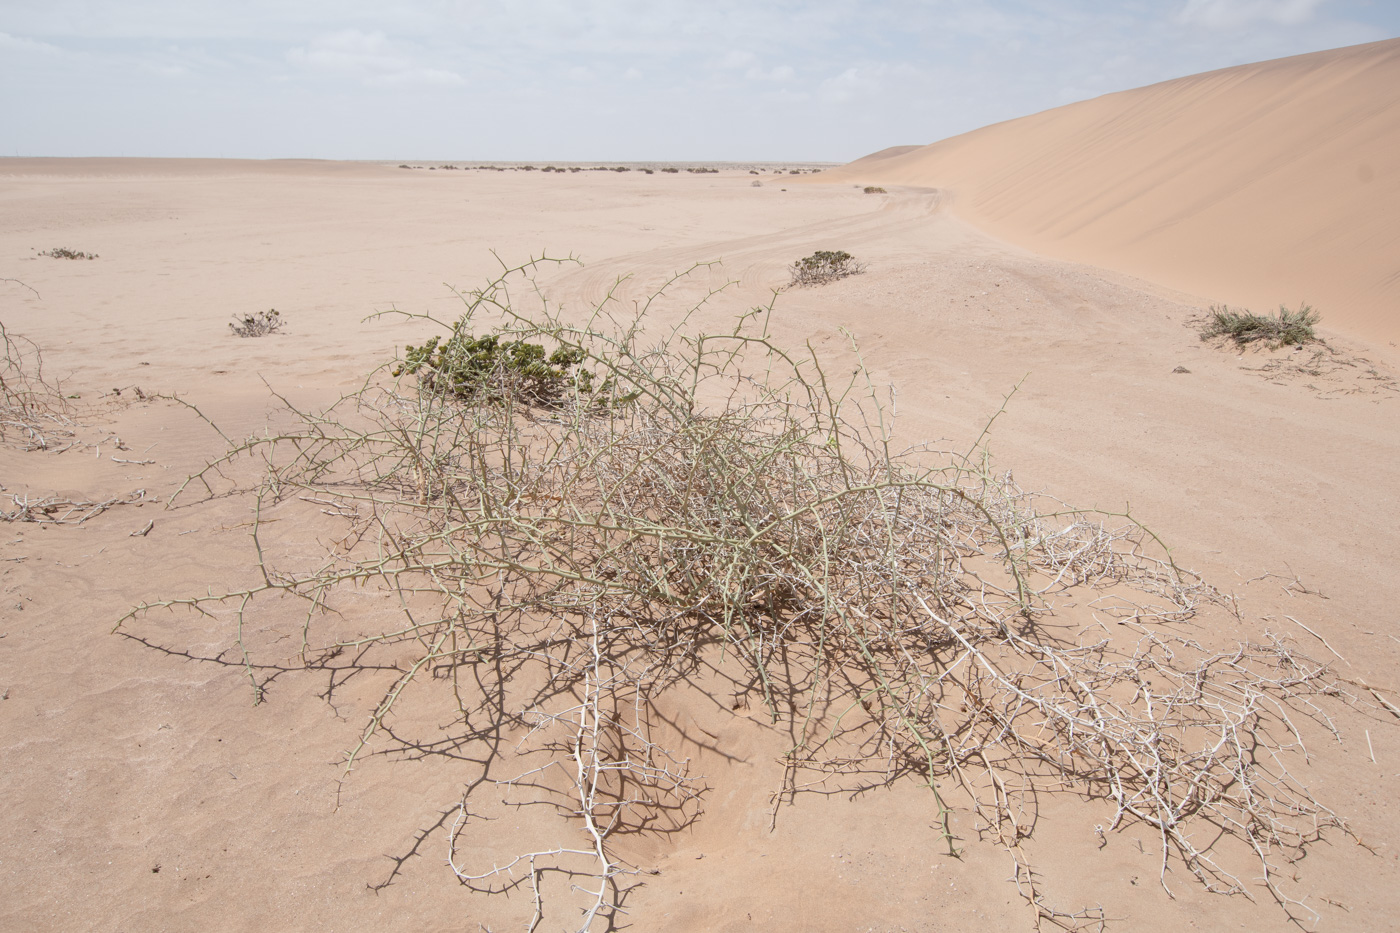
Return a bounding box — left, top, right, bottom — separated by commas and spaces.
751, 180, 763, 187
229, 309, 283, 338
41, 248, 97, 260
394, 327, 596, 406
1201, 304, 1320, 347
642, 168, 654, 174
398, 164, 412, 169
789, 250, 865, 287
863, 186, 887, 194
661, 167, 679, 173
789, 169, 800, 175
749, 170, 759, 175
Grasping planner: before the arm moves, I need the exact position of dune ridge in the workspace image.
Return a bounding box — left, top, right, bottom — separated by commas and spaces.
826, 39, 1400, 351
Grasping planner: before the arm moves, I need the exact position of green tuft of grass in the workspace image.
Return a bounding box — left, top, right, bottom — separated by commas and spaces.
1200, 304, 1320, 347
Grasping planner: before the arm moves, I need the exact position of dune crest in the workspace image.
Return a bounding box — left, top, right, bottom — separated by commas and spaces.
827, 39, 1400, 351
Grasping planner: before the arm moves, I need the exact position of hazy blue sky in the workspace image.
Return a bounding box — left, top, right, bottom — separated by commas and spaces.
2, 1, 1396, 161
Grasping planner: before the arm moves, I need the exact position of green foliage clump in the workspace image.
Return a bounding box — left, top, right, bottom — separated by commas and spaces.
41, 248, 97, 260
394, 327, 595, 406
1200, 304, 1320, 347
863, 186, 887, 194
660, 167, 679, 173
789, 250, 865, 287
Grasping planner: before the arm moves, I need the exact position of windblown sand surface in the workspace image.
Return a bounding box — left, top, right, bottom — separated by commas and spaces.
2, 85, 1399, 933
823, 38, 1400, 354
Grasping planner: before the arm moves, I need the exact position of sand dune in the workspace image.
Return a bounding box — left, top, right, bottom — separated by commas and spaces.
825, 39, 1400, 352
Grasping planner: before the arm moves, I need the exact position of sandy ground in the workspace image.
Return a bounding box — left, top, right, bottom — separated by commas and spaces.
2, 154, 1399, 933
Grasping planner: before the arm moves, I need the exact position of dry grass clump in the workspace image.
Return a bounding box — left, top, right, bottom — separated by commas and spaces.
1201, 304, 1319, 347
1, 322, 150, 525
1, 322, 77, 451
789, 250, 865, 287
863, 185, 887, 194
229, 309, 283, 338
120, 259, 1360, 931
40, 247, 98, 260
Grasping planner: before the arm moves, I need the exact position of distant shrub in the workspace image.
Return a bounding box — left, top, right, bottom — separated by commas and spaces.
398, 164, 412, 169
41, 248, 97, 260
661, 167, 679, 173
863, 186, 887, 194
1200, 304, 1320, 347
789, 170, 800, 174
520, 165, 537, 171
230, 309, 283, 338
642, 168, 654, 174
613, 166, 630, 172
789, 251, 865, 287
751, 180, 763, 187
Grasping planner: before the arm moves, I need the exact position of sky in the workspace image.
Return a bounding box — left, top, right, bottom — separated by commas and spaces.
1, 0, 1396, 161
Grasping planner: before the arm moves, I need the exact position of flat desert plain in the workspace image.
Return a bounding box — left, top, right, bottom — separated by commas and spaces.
3, 41, 1400, 933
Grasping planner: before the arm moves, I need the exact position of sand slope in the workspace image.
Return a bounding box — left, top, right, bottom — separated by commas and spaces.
825, 39, 1400, 351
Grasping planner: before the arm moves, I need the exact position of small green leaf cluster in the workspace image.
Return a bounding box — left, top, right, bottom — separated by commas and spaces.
394, 327, 596, 406
41, 247, 98, 260
789, 250, 865, 287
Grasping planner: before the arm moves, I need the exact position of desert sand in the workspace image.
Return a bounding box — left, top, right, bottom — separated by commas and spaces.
2, 42, 1399, 933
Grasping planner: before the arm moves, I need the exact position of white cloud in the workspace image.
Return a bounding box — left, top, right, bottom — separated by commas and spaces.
1177, 0, 1328, 29
0, 30, 65, 55
819, 66, 882, 104
718, 50, 756, 69
745, 63, 795, 82
285, 29, 463, 86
